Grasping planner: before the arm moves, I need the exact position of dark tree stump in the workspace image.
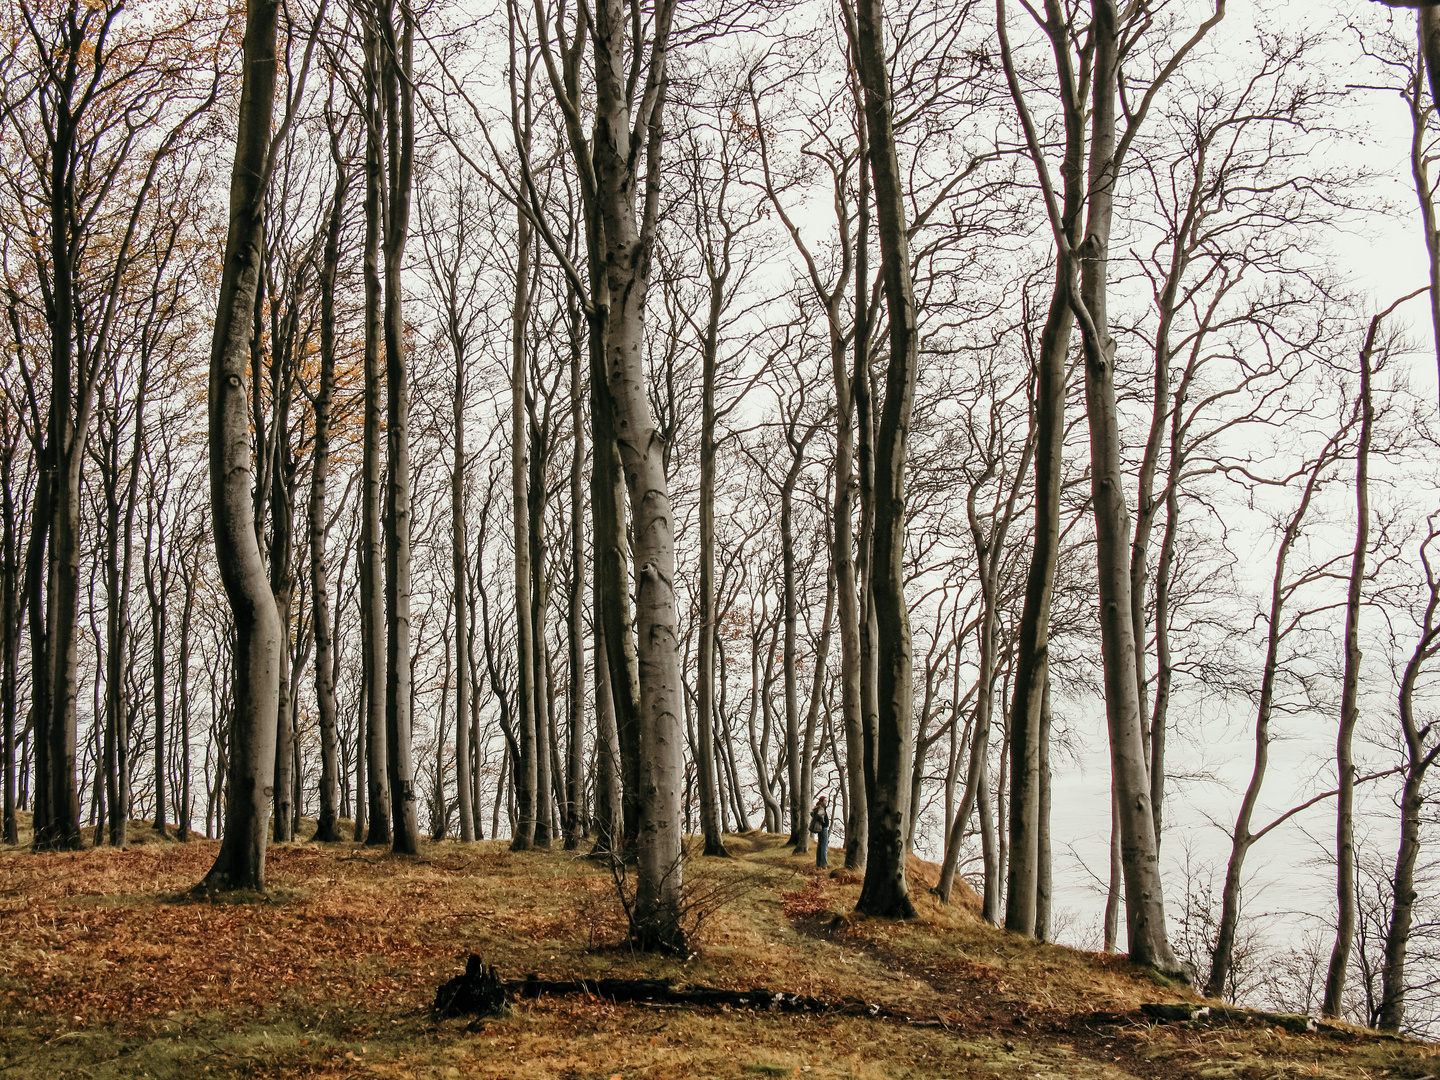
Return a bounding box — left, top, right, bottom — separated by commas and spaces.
434, 954, 507, 1018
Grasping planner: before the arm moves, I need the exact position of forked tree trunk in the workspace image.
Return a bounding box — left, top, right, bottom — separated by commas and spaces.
1072, 0, 1179, 975
591, 0, 684, 950
198, 0, 284, 892
1205, 428, 1338, 999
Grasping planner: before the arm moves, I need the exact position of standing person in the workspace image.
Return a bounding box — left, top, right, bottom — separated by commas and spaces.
810, 795, 831, 868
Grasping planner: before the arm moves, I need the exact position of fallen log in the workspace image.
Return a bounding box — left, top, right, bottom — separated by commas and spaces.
432, 954, 941, 1025
1141, 1002, 1317, 1035
508, 973, 836, 1013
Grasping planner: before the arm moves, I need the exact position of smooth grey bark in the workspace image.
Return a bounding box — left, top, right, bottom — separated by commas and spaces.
1035, 687, 1052, 939
360, 16, 390, 846
526, 0, 681, 947
1000, 0, 1218, 972
198, 0, 284, 891
377, 0, 421, 856
847, 0, 920, 921
1074, 0, 1178, 973
852, 110, 877, 875
592, 0, 684, 946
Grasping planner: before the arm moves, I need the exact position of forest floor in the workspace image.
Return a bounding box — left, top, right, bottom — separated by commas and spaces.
0, 820, 1437, 1079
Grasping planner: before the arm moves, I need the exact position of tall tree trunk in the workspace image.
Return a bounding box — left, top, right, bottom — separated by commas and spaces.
509, 208, 538, 852
1203, 433, 1337, 996
1379, 540, 1440, 1030
452, 269, 475, 847
833, 333, 866, 872
696, 270, 729, 858
1073, 0, 1178, 974
378, 0, 420, 856
528, 414, 554, 849
849, 0, 919, 921
360, 18, 391, 846
198, 0, 284, 891
593, 0, 684, 942
851, 112, 876, 875
1, 438, 17, 845
178, 552, 195, 841
311, 141, 348, 845
564, 299, 586, 851
782, 457, 807, 852
1324, 310, 1379, 1019
150, 551, 167, 838
1002, 259, 1074, 934
269, 432, 295, 844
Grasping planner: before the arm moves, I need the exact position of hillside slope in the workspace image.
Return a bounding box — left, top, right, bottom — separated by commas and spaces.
0, 832, 1434, 1079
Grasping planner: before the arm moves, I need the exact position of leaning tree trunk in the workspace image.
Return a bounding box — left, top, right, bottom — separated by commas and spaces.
1324, 308, 1378, 1019
1379, 554, 1440, 1031
198, 0, 284, 892
849, 0, 920, 921
1003, 201, 1077, 934
1203, 427, 1338, 997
